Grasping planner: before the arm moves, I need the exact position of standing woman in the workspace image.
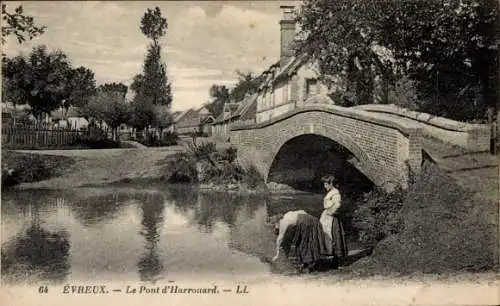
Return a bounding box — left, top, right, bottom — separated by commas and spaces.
319, 175, 348, 264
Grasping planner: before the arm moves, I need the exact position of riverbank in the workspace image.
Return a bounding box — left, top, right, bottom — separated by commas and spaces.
3, 147, 185, 189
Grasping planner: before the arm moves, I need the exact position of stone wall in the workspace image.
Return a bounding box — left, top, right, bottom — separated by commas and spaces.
355, 104, 491, 152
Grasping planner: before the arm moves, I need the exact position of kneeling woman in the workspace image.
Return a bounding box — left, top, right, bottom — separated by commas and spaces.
320, 175, 348, 264
272, 210, 327, 271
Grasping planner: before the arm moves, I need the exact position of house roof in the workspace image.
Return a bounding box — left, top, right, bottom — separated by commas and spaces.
175, 106, 214, 128
239, 94, 258, 122
173, 109, 192, 123
272, 53, 310, 85
232, 93, 258, 119
212, 102, 241, 124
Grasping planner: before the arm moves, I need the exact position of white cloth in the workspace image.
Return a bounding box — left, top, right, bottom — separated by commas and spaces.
320, 188, 341, 255
277, 210, 307, 235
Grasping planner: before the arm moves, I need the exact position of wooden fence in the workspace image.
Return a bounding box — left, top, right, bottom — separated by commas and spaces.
1, 124, 107, 149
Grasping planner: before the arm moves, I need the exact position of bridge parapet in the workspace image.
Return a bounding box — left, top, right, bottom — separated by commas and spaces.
231, 105, 424, 191
354, 104, 491, 152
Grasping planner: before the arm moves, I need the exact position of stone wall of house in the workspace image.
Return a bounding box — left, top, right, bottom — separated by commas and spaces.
255, 60, 330, 124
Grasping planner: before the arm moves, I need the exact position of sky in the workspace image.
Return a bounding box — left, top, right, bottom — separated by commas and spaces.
3, 1, 300, 111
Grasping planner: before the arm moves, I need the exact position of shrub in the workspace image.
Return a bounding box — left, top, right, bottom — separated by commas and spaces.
162, 152, 198, 183
351, 162, 499, 274
240, 164, 266, 189
1, 151, 75, 187
222, 147, 238, 164
352, 186, 406, 248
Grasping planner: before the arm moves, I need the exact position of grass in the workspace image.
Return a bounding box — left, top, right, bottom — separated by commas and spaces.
349, 161, 499, 275
1, 150, 76, 188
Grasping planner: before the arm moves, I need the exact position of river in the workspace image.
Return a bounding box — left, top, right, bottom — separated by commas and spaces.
1, 182, 346, 284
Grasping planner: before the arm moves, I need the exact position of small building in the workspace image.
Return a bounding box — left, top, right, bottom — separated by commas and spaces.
175, 105, 215, 136
211, 102, 241, 141
211, 93, 259, 141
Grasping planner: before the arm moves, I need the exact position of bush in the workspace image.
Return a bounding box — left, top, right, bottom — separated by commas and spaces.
162, 152, 198, 183
239, 164, 266, 189
351, 162, 499, 274
352, 186, 406, 248
1, 151, 75, 187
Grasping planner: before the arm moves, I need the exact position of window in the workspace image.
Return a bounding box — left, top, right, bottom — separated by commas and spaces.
305, 79, 318, 99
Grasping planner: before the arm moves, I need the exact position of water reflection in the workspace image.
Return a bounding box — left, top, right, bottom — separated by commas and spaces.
137, 193, 165, 282
1, 185, 337, 283
70, 191, 132, 226
2, 198, 71, 284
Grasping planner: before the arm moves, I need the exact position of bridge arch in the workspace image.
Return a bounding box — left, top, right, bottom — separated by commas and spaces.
265, 126, 383, 187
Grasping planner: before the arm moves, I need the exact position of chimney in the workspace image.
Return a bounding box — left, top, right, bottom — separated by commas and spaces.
279, 5, 296, 68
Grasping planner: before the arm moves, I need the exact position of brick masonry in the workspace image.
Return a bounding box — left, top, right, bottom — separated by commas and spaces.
231, 106, 424, 190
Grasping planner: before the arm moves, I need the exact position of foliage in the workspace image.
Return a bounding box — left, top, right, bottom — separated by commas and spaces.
207, 71, 264, 119
80, 91, 131, 139
1, 55, 29, 108
1, 151, 75, 188
351, 162, 498, 274
222, 147, 238, 164
2, 45, 96, 120
128, 98, 157, 131
1, 4, 46, 44
25, 46, 72, 119
352, 186, 406, 248
296, 0, 394, 105
387, 76, 419, 110
140, 6, 168, 44
135, 7, 172, 117
229, 71, 264, 102
137, 130, 178, 147
296, 0, 498, 121
163, 152, 198, 183
186, 140, 218, 165
98, 82, 128, 98
206, 85, 230, 118
152, 104, 173, 129
65, 66, 97, 108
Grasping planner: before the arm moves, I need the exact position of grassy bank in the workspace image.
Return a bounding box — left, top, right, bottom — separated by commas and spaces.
349, 161, 498, 275
1, 151, 75, 188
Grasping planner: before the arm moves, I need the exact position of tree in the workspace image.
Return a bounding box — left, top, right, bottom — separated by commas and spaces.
136, 7, 172, 108
2, 55, 29, 110
296, 0, 395, 106
229, 71, 263, 102
98, 82, 128, 98
1, 3, 46, 45
140, 6, 168, 45
66, 66, 97, 109
207, 85, 230, 118
14, 45, 72, 121
376, 0, 498, 120
129, 99, 157, 131
297, 0, 498, 121
81, 91, 131, 140
141, 43, 172, 106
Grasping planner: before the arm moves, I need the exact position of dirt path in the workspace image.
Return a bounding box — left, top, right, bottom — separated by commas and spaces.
15, 146, 186, 189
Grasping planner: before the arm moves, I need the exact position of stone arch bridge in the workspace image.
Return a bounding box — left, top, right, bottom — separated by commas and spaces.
229, 102, 490, 190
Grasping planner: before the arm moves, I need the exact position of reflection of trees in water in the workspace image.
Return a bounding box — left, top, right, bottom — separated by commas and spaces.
2, 202, 71, 284
194, 192, 267, 232
162, 184, 198, 212
137, 193, 165, 282
69, 193, 133, 227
